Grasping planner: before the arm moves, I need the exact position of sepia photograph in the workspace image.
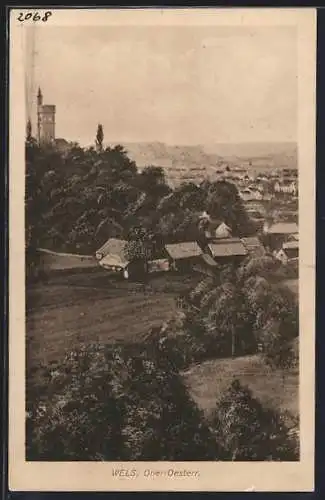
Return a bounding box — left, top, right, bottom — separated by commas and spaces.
9, 8, 316, 492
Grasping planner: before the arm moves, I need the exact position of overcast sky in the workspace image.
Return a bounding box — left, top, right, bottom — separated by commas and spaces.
25, 25, 297, 146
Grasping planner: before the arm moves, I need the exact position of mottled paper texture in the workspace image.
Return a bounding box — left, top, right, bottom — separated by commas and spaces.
9, 7, 315, 492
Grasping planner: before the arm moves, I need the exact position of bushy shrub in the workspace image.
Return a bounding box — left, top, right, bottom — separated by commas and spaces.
210, 380, 299, 461
26, 342, 219, 461
173, 258, 299, 368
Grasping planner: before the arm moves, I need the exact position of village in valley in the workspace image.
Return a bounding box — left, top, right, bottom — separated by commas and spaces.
33, 91, 299, 282
26, 86, 299, 462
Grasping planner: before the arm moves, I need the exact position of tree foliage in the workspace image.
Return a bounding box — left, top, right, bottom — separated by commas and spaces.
210, 379, 299, 461
95, 124, 104, 151
27, 342, 219, 461
25, 139, 256, 260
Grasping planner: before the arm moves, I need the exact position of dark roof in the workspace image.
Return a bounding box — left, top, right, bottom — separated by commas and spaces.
165, 242, 203, 260
282, 247, 299, 259
55, 138, 69, 145
208, 238, 247, 258
96, 238, 128, 260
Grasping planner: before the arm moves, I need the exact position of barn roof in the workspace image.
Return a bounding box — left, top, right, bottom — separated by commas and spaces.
267, 222, 298, 235
208, 238, 247, 258
96, 238, 128, 259
165, 241, 203, 260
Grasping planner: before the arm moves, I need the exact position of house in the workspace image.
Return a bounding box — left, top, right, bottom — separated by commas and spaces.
99, 252, 131, 279
54, 138, 71, 152
263, 222, 299, 251
96, 238, 132, 278
241, 236, 265, 257
240, 188, 263, 201
214, 222, 232, 239
275, 241, 299, 265
207, 237, 247, 264
147, 258, 170, 274
165, 241, 203, 271
240, 188, 254, 202
96, 238, 128, 261
201, 218, 232, 240
274, 180, 297, 196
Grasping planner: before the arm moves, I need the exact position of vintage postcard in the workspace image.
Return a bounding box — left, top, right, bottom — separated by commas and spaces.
9, 7, 316, 492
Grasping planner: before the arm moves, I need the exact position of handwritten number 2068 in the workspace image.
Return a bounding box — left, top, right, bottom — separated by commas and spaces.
18, 12, 52, 22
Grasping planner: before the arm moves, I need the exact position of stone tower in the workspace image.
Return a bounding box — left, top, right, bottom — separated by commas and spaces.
37, 87, 56, 144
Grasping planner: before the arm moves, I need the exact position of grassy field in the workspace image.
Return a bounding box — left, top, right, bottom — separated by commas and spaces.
26, 268, 200, 368
27, 256, 299, 427
182, 354, 299, 420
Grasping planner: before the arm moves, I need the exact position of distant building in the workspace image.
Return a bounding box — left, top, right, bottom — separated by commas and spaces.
274, 180, 297, 195
96, 237, 128, 261
204, 220, 232, 240
37, 87, 56, 145
54, 137, 71, 152
275, 241, 299, 265
240, 188, 263, 201
96, 238, 131, 278
206, 237, 247, 264
165, 241, 203, 271
263, 221, 299, 251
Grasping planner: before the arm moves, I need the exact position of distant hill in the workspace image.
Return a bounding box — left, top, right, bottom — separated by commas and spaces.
111, 141, 225, 171
107, 141, 297, 185
204, 142, 298, 170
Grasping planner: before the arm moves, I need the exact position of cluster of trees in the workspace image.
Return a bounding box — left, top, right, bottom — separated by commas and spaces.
26, 340, 298, 461
25, 134, 256, 263
151, 254, 298, 371
26, 131, 299, 462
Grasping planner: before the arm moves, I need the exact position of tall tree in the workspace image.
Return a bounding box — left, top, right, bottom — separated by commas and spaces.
210, 379, 298, 460
26, 119, 32, 141
95, 124, 104, 152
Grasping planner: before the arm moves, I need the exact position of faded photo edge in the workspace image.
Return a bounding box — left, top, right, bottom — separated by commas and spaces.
8, 7, 316, 492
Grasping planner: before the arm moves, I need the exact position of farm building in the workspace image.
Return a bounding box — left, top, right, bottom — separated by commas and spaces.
275, 241, 299, 265
147, 258, 170, 274
96, 238, 128, 261
241, 236, 265, 257
165, 241, 203, 271
96, 238, 132, 279
263, 222, 298, 251
206, 238, 247, 264
99, 253, 131, 279
203, 220, 232, 240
